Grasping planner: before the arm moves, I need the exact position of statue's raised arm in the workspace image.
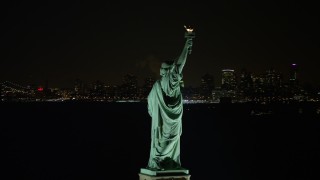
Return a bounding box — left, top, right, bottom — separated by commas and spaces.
175, 38, 193, 74
175, 26, 194, 74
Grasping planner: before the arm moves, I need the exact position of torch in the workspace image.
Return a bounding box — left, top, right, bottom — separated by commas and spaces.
184, 25, 195, 54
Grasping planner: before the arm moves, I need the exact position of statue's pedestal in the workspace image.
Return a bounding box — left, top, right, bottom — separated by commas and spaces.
139, 168, 191, 180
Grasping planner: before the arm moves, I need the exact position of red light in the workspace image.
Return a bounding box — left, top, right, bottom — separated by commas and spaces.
37, 87, 43, 91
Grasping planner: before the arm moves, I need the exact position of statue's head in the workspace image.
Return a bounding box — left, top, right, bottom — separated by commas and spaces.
160, 60, 174, 77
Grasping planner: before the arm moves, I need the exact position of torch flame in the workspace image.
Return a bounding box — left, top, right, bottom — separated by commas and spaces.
184, 25, 193, 33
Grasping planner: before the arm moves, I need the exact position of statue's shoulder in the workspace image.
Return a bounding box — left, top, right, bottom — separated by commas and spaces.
155, 79, 161, 85
149, 80, 160, 90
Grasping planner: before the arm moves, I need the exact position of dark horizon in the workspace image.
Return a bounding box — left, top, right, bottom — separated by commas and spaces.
1, 1, 319, 88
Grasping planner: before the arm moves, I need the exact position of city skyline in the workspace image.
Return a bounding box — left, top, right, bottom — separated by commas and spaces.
1, 1, 319, 88
0, 63, 314, 91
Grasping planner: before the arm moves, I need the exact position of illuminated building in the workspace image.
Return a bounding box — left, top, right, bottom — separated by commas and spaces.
221, 69, 237, 90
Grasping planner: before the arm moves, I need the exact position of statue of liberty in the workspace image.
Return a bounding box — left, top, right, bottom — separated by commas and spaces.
146, 26, 194, 171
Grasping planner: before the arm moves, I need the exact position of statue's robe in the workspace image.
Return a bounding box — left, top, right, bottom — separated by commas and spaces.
147, 65, 184, 170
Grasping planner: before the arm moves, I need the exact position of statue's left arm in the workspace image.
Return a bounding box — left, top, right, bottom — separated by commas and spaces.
175, 38, 193, 74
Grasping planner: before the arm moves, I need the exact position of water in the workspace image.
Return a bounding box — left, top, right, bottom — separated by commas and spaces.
1, 102, 319, 180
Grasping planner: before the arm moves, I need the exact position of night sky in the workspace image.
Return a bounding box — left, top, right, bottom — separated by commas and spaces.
1, 1, 319, 88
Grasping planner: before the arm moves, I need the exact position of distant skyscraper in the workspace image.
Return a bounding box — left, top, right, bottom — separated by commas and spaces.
92, 80, 105, 97
265, 68, 282, 88
289, 63, 298, 86
200, 73, 214, 100
74, 78, 85, 94
121, 74, 138, 99
221, 69, 236, 90
239, 68, 253, 94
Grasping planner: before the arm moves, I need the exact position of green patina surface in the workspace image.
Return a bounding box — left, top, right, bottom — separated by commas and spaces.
146, 32, 193, 171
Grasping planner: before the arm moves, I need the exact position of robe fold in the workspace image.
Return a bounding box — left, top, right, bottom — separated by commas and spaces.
147, 65, 184, 170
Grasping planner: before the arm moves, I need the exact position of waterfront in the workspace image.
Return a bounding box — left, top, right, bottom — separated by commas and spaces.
1, 102, 319, 180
